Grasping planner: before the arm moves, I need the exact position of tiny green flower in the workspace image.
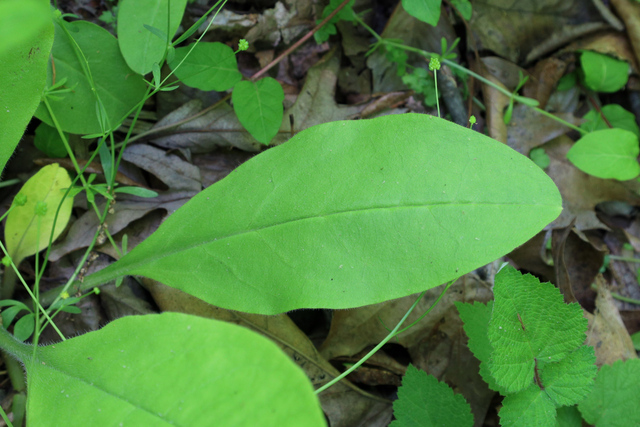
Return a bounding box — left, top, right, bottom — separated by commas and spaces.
1, 256, 11, 267
429, 57, 441, 71
13, 193, 27, 207
469, 115, 477, 126
61, 291, 70, 299
238, 39, 249, 51
93, 287, 101, 295
35, 201, 48, 216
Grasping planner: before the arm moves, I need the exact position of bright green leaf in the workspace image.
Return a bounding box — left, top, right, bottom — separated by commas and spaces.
488, 266, 588, 394
390, 364, 473, 427
0, 0, 53, 176
1, 303, 30, 329
34, 123, 68, 158
80, 114, 562, 315
456, 301, 506, 393
541, 345, 597, 407
169, 42, 242, 91
314, 0, 355, 43
232, 77, 284, 144
580, 51, 629, 93
0, 0, 50, 56
451, 0, 472, 20
402, 0, 442, 26
566, 129, 640, 181
13, 313, 34, 341
580, 104, 640, 137
578, 359, 640, 427
499, 384, 556, 427
114, 186, 159, 198
4, 164, 74, 267
13, 313, 326, 426
117, 0, 187, 75
34, 20, 147, 135
632, 331, 640, 351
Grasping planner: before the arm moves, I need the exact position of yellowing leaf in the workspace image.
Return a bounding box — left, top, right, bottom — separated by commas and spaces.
5, 164, 74, 266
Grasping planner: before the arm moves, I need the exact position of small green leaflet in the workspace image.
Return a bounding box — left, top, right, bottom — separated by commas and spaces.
391, 364, 473, 427
580, 104, 640, 137
580, 51, 629, 93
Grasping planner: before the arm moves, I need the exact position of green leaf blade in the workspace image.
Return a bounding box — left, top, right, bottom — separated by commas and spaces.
402, 0, 442, 26
117, 0, 187, 75
391, 364, 473, 427
580, 104, 640, 137
578, 359, 640, 427
34, 20, 147, 135
542, 345, 597, 407
169, 42, 242, 91
580, 51, 629, 93
82, 114, 562, 315
567, 129, 640, 181
0, 0, 54, 175
232, 78, 284, 144
488, 267, 588, 393
499, 384, 556, 427
25, 313, 326, 426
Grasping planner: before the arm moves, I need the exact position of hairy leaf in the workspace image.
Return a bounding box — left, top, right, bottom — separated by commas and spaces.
390, 364, 473, 427
81, 114, 562, 315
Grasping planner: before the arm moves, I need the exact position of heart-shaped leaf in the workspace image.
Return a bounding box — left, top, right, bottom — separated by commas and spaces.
79, 114, 561, 314
232, 77, 284, 144
0, 313, 326, 426
169, 42, 242, 91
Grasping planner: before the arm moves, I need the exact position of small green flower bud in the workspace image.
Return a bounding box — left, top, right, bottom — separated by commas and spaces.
61, 291, 70, 299
93, 287, 100, 295
13, 193, 27, 207
35, 201, 48, 217
238, 39, 249, 51
1, 256, 11, 267
429, 57, 441, 71
469, 115, 477, 126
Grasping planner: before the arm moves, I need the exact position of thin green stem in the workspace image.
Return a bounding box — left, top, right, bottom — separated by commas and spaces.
434, 69, 440, 118
315, 279, 454, 394
0, 404, 14, 427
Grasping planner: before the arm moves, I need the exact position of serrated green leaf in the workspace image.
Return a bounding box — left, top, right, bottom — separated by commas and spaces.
566, 129, 640, 181
456, 301, 506, 393
499, 384, 556, 427
488, 266, 587, 393
580, 104, 639, 137
168, 42, 242, 92
79, 114, 562, 315
13, 313, 326, 426
34, 20, 147, 135
232, 77, 284, 144
0, 0, 53, 176
402, 0, 442, 26
34, 123, 68, 158
5, 164, 74, 268
117, 0, 187, 75
578, 359, 640, 427
580, 51, 629, 93
542, 345, 597, 407
390, 364, 473, 427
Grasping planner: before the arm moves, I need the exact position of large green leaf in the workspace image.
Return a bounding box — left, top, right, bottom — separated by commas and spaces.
0, 0, 53, 176
34, 20, 147, 135
117, 0, 187, 75
2, 313, 325, 426
402, 0, 442, 26
80, 114, 562, 315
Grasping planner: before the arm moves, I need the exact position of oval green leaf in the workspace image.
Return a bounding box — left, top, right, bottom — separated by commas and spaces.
0, 0, 53, 175
580, 50, 629, 93
567, 128, 640, 181
34, 123, 68, 158
81, 114, 562, 315
19, 313, 325, 426
5, 164, 74, 267
117, 0, 187, 75
169, 42, 242, 91
401, 0, 441, 26
580, 104, 639, 137
34, 20, 147, 135
232, 77, 284, 144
